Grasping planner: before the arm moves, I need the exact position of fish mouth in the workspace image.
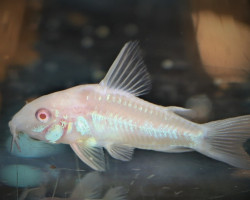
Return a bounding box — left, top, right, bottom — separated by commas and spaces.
8, 120, 21, 152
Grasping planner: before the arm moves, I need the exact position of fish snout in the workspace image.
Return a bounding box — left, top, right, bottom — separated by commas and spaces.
8, 119, 21, 151
9, 120, 15, 135
9, 120, 18, 136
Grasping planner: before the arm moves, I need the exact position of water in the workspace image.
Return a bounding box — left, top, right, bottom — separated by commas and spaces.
1, 0, 250, 199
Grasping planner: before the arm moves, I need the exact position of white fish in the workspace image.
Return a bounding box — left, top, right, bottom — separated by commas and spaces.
9, 41, 250, 171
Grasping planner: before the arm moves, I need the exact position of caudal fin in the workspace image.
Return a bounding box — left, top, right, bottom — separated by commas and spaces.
199, 115, 250, 169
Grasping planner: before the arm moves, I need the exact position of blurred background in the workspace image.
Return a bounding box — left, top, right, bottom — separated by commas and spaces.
0, 0, 250, 199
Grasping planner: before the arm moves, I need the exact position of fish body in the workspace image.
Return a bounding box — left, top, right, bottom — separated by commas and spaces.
59, 84, 202, 150
9, 42, 250, 171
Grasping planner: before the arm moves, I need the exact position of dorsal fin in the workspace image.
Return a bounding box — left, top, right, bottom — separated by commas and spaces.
100, 41, 151, 96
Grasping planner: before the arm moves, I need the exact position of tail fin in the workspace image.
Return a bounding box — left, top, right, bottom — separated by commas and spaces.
103, 187, 127, 200
199, 115, 250, 169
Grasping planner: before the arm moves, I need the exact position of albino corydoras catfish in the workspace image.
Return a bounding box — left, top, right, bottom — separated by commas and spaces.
9, 41, 250, 171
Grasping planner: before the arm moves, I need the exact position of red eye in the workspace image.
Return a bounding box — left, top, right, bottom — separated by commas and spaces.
35, 108, 51, 123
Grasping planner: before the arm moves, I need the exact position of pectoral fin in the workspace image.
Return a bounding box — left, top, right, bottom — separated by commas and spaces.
70, 140, 105, 171
106, 144, 134, 161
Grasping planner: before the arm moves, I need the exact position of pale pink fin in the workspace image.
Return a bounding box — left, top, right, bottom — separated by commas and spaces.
70, 142, 105, 171
199, 115, 250, 169
100, 41, 151, 96
106, 144, 134, 161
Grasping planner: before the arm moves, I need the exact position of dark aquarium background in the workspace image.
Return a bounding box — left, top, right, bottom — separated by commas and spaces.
0, 0, 250, 199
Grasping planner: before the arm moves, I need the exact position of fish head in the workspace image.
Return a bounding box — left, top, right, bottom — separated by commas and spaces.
8, 92, 68, 147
